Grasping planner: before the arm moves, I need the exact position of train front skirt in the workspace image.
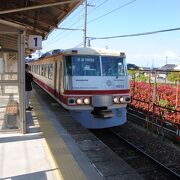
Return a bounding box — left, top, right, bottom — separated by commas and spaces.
70, 108, 127, 129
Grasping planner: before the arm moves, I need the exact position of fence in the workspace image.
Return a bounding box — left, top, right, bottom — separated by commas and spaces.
128, 69, 180, 141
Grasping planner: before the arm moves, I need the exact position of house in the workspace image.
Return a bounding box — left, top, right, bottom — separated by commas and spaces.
174, 64, 180, 70
156, 64, 176, 79
160, 64, 176, 71
127, 63, 139, 70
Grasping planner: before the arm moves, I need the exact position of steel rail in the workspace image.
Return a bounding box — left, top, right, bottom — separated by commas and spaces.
109, 129, 180, 179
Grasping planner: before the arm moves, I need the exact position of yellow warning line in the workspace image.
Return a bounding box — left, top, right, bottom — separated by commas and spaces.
31, 94, 87, 180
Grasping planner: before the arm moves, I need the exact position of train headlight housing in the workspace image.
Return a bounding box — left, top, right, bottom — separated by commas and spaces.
68, 98, 76, 105
113, 97, 119, 104
125, 96, 131, 103
84, 98, 90, 105
113, 96, 131, 104
119, 96, 125, 103
76, 98, 84, 105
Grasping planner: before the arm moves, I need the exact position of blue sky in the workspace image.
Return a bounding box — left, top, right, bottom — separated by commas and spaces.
38, 0, 180, 67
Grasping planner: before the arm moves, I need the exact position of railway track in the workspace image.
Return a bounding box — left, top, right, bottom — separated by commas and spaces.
91, 128, 180, 180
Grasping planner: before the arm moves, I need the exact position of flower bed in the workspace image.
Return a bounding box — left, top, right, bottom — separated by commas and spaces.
130, 81, 180, 125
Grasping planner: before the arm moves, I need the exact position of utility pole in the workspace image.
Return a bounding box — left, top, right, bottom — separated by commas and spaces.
83, 0, 87, 47
151, 57, 154, 69
87, 38, 91, 47
165, 56, 168, 84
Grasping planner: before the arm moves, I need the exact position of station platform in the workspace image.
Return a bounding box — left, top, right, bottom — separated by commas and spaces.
0, 83, 144, 180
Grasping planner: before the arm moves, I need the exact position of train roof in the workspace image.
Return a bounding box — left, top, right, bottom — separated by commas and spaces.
40, 49, 63, 58
35, 47, 126, 61
64, 47, 125, 57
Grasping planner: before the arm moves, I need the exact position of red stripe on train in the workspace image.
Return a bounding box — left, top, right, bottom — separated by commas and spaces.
33, 77, 69, 105
64, 89, 130, 95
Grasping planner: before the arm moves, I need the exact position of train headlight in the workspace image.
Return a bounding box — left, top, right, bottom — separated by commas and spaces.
119, 96, 124, 102
84, 98, 90, 105
76, 98, 84, 105
113, 97, 119, 103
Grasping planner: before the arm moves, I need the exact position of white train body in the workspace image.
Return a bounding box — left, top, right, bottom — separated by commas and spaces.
29, 47, 131, 128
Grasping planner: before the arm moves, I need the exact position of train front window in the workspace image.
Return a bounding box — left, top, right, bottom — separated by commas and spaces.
102, 56, 125, 76
65, 55, 100, 76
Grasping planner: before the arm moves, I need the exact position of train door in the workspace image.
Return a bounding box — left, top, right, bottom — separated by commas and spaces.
55, 56, 63, 97
55, 60, 60, 97
59, 60, 64, 94
53, 60, 57, 96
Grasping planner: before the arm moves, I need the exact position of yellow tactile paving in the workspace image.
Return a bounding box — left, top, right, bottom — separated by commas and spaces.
31, 94, 87, 180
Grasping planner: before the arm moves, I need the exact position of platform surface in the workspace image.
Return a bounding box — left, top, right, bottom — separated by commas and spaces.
0, 88, 103, 180
0, 132, 59, 180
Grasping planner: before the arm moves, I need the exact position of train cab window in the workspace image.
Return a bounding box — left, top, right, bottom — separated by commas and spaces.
102, 56, 125, 76
65, 56, 72, 76
65, 55, 100, 76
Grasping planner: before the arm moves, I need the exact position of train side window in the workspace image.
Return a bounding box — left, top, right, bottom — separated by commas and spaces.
41, 65, 45, 76
48, 64, 53, 79
36, 65, 38, 74
44, 65, 46, 77
45, 64, 48, 78
38, 65, 40, 75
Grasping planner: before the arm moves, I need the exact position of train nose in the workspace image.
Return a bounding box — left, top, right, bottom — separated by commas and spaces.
91, 95, 114, 118
92, 95, 112, 107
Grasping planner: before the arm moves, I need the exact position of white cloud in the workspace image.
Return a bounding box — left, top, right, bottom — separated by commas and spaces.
127, 51, 180, 67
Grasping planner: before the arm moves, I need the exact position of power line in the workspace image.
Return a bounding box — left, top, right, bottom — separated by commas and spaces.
87, 0, 110, 15
88, 0, 137, 24
60, 4, 84, 25
43, 0, 114, 47
54, 0, 137, 42
43, 2, 85, 47
43, 15, 84, 47
45, 0, 97, 45
88, 27, 180, 40
43, 0, 137, 48
74, 42, 83, 48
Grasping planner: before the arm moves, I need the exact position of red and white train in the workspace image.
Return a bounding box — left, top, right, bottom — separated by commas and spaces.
29, 47, 131, 128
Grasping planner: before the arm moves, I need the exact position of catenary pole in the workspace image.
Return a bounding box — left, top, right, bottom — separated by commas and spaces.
83, 0, 87, 47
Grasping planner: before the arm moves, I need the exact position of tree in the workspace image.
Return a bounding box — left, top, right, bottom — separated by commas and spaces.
167, 71, 180, 82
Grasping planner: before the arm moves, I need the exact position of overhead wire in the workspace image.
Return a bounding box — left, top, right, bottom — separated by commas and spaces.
87, 0, 110, 15
43, 4, 85, 45
43, 0, 112, 47
88, 27, 180, 40
43, 1, 97, 49
74, 42, 83, 47
60, 4, 84, 25
55, 0, 137, 42
87, 0, 137, 24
